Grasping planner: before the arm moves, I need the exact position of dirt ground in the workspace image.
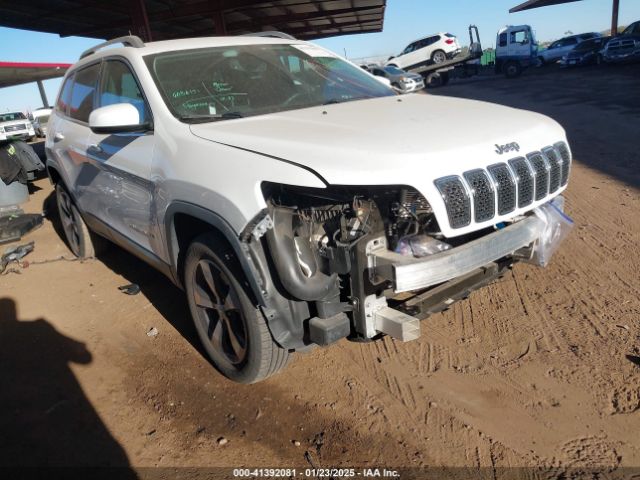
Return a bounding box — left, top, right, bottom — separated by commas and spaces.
1, 63, 639, 477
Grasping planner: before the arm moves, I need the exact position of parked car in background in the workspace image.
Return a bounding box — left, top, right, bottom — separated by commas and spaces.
0, 112, 35, 142
560, 36, 610, 67
602, 21, 640, 64
30, 107, 53, 138
387, 32, 461, 70
369, 65, 425, 93
539, 32, 601, 64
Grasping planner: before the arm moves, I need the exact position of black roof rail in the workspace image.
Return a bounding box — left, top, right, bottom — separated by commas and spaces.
80, 35, 145, 59
241, 31, 296, 40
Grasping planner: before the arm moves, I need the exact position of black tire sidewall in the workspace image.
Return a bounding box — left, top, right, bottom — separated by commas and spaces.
184, 236, 268, 383
55, 184, 93, 259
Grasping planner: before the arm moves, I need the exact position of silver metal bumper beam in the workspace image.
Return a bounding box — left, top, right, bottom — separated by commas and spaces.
369, 215, 546, 293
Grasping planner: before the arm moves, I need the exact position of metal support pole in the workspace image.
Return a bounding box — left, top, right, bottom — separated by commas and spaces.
611, 0, 620, 36
37, 80, 49, 108
129, 0, 153, 41
213, 10, 227, 35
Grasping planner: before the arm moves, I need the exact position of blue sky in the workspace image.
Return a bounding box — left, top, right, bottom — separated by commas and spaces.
0, 0, 638, 112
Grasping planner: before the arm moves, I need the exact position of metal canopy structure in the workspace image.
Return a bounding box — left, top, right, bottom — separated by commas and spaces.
0, 62, 71, 107
509, 0, 583, 12
0, 62, 71, 89
0, 0, 387, 42
510, 0, 621, 36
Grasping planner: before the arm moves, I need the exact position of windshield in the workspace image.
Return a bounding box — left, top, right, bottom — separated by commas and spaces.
145, 43, 395, 122
0, 112, 26, 122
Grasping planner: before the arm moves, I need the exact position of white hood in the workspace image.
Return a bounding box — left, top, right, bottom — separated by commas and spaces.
190, 94, 565, 186
190, 94, 568, 237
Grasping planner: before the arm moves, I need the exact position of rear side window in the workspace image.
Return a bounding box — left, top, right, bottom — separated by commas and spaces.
98, 60, 149, 123
69, 63, 100, 123
56, 75, 74, 114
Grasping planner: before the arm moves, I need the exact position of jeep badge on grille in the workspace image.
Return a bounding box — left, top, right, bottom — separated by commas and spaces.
495, 142, 520, 155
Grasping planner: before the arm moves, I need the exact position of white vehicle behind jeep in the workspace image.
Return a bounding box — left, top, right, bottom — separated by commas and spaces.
0, 111, 35, 142
47, 34, 573, 384
387, 32, 461, 69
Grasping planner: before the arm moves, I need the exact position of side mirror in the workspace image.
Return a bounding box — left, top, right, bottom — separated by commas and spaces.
89, 103, 150, 134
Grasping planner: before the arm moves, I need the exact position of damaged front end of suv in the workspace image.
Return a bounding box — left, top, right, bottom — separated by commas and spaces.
247, 152, 573, 351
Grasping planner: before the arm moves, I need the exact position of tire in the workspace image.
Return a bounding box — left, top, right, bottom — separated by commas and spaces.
504, 61, 522, 78
537, 56, 545, 66
431, 49, 447, 64
55, 184, 98, 259
184, 234, 290, 384
424, 72, 444, 88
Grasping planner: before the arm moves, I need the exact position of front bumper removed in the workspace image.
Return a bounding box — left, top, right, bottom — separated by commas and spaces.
362, 197, 572, 341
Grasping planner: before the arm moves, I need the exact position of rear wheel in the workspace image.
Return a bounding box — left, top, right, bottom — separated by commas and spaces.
431, 49, 447, 64
55, 184, 97, 259
184, 234, 290, 383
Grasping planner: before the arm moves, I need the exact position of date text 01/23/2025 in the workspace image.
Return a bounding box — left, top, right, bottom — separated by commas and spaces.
233, 468, 401, 478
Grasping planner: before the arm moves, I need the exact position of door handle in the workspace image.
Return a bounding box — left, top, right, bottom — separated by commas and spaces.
53, 132, 65, 142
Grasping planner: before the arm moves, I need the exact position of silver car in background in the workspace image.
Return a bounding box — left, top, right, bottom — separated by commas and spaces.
368, 65, 425, 93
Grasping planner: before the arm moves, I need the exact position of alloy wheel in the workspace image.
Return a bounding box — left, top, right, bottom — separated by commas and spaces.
192, 259, 248, 366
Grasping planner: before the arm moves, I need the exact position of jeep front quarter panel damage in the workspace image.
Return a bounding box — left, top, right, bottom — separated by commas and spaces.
253, 144, 573, 350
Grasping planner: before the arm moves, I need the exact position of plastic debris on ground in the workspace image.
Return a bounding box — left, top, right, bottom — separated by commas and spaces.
1, 241, 34, 274
118, 283, 141, 295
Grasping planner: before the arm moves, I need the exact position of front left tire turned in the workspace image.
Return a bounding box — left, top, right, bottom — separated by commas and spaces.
184, 233, 291, 383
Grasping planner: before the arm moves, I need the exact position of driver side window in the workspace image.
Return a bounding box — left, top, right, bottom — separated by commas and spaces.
510, 30, 528, 44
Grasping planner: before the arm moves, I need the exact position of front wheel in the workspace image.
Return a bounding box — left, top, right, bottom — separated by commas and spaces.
504, 61, 523, 78
184, 234, 290, 383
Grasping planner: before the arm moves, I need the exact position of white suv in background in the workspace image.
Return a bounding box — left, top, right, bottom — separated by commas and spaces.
47, 34, 572, 384
387, 32, 461, 70
0, 111, 35, 142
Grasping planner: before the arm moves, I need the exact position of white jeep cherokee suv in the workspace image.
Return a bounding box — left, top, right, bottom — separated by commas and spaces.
47, 35, 573, 383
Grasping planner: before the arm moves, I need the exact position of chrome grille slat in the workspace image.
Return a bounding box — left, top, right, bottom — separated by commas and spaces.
527, 152, 550, 200
4, 124, 27, 132
463, 169, 495, 222
542, 147, 562, 193
508, 157, 534, 208
554, 142, 571, 186
434, 176, 471, 229
487, 163, 516, 215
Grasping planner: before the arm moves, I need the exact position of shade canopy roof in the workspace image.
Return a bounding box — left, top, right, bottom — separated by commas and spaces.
0, 0, 387, 41
0, 62, 71, 89
510, 0, 583, 13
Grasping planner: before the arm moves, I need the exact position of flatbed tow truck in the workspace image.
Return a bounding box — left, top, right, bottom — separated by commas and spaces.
405, 25, 539, 87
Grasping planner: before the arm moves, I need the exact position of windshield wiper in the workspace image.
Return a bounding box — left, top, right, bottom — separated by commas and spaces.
179, 112, 244, 123
323, 99, 342, 105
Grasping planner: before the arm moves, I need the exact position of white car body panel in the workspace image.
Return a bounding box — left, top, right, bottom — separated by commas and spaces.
189, 94, 567, 237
